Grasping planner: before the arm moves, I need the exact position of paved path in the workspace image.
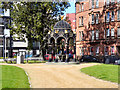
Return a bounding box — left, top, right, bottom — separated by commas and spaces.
1, 63, 118, 88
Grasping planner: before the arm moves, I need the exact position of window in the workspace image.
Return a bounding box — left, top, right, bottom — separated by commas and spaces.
96, 0, 99, 8
111, 11, 114, 21
96, 14, 99, 24
79, 17, 81, 26
107, 0, 110, 5
104, 29, 106, 39
79, 17, 83, 26
89, 31, 92, 40
82, 17, 83, 25
92, 14, 94, 24
0, 26, 3, 35
117, 27, 120, 37
79, 31, 83, 41
111, 46, 115, 55
104, 0, 106, 5
105, 46, 108, 56
82, 3, 84, 11
118, 0, 120, 3
96, 46, 99, 56
82, 47, 84, 56
117, 10, 120, 20
96, 30, 99, 40
0, 8, 3, 15
0, 47, 3, 57
92, 30, 94, 40
0, 18, 3, 25
92, 0, 94, 8
111, 28, 114, 37
90, 47, 93, 56
111, 0, 115, 3
79, 4, 81, 12
106, 12, 110, 22
0, 37, 3, 45
80, 47, 82, 56
106, 28, 110, 37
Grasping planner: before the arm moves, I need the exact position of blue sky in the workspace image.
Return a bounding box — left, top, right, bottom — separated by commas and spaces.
64, 1, 75, 16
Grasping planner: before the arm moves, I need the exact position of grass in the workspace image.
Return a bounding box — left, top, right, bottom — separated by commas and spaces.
81, 64, 119, 83
1, 65, 30, 88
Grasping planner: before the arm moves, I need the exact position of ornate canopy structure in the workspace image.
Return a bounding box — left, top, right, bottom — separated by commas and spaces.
47, 20, 76, 62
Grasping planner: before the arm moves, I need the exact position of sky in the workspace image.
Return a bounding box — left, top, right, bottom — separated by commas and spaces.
64, 1, 75, 16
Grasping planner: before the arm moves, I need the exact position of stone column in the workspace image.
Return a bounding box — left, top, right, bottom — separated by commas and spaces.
65, 42, 69, 62
54, 43, 58, 62
48, 44, 52, 62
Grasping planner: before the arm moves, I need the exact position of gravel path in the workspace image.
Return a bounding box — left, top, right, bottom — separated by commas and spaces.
1, 63, 118, 88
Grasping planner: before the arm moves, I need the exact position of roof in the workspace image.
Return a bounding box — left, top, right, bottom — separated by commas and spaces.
54, 20, 71, 29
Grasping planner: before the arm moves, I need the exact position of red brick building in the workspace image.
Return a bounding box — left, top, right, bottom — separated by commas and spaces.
66, 13, 76, 32
76, 0, 120, 61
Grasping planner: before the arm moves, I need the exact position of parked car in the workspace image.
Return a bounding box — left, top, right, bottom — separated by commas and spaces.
44, 54, 56, 61
104, 56, 120, 64
80, 55, 98, 62
115, 60, 120, 65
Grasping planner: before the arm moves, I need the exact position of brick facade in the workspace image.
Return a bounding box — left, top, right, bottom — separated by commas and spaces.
66, 13, 75, 32
76, 0, 120, 61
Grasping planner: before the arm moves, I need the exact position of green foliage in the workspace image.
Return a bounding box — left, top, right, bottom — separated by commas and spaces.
2, 2, 70, 50
2, 65, 30, 88
81, 64, 118, 83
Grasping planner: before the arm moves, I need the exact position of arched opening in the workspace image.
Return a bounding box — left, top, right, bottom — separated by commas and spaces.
57, 37, 66, 54
67, 37, 74, 61
50, 37, 55, 56
68, 37, 74, 52
57, 37, 66, 62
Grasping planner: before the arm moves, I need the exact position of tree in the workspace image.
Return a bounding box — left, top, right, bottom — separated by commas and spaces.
2, 2, 70, 56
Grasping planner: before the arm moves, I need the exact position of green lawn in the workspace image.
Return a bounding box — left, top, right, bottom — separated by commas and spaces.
81, 64, 119, 83
1, 65, 30, 88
